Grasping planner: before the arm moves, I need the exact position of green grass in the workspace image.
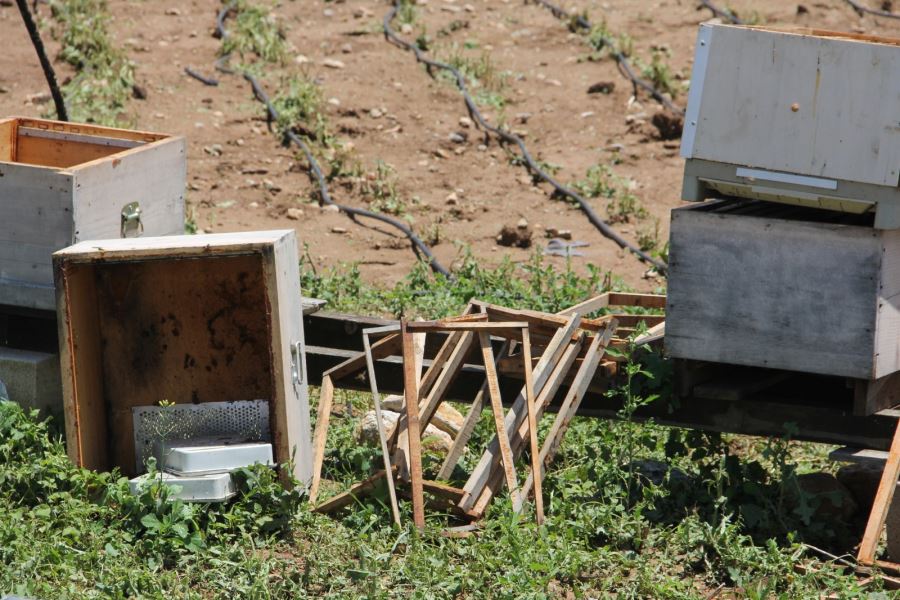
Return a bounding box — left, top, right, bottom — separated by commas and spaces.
0, 258, 885, 597
48, 0, 135, 126
220, 0, 288, 65
572, 164, 648, 224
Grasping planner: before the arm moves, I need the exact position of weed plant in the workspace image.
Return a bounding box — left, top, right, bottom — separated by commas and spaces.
572, 164, 648, 224
48, 0, 135, 125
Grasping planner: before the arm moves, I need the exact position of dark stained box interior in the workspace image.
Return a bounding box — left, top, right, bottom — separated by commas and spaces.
62, 254, 275, 475
0, 117, 164, 169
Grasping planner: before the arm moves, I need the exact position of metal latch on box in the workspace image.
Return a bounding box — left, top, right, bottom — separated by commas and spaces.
121, 202, 143, 238
290, 341, 304, 387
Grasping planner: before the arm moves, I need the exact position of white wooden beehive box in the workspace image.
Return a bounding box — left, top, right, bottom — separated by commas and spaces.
0, 117, 185, 311
53, 230, 312, 487
680, 25, 900, 228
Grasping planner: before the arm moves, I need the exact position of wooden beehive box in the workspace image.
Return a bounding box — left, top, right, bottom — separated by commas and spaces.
53, 230, 312, 486
666, 199, 900, 383
0, 117, 185, 311
680, 25, 900, 227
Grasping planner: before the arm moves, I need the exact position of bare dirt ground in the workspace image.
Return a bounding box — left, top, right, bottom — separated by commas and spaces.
0, 0, 897, 291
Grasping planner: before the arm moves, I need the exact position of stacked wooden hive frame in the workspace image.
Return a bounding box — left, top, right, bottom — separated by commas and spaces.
309, 293, 665, 530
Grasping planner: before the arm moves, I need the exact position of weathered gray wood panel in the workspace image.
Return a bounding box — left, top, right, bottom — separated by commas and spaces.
666, 203, 881, 379
685, 25, 900, 187
0, 161, 74, 308
72, 136, 185, 242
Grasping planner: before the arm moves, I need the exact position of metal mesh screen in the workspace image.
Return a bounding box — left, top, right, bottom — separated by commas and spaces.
132, 400, 270, 472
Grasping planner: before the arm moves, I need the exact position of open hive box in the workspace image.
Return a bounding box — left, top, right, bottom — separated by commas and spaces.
53, 230, 312, 486
0, 117, 185, 310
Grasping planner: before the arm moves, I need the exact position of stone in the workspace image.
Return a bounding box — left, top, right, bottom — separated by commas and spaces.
458, 116, 472, 128
651, 111, 684, 141
445, 192, 458, 204
0, 347, 62, 416
400, 23, 414, 34
356, 409, 453, 453
497, 223, 532, 248
516, 217, 528, 229
381, 394, 465, 436
286, 208, 303, 220
341, 43, 353, 54
449, 132, 467, 144
295, 54, 310, 65
587, 81, 615, 94
322, 58, 345, 69
331, 226, 348, 234
369, 108, 383, 119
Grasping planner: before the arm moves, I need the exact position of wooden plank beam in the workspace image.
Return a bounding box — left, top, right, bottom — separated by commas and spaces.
308, 374, 334, 504
478, 330, 522, 509
363, 332, 401, 527
859, 420, 900, 565
520, 327, 544, 525
401, 321, 426, 530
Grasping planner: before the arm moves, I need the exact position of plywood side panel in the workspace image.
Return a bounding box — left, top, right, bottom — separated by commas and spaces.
72, 136, 186, 241
265, 232, 312, 485
0, 118, 16, 161
56, 262, 107, 470
689, 25, 900, 187
16, 135, 122, 168
666, 207, 880, 379
94, 255, 274, 475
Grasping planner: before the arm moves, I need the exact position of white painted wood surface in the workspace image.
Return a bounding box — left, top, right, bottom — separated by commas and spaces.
666, 202, 887, 379
684, 25, 900, 187
0, 117, 185, 310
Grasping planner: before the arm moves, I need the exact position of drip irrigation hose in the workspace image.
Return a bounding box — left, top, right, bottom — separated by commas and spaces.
195, 5, 451, 277
843, 0, 900, 19
15, 0, 68, 121
530, 0, 684, 116
698, 0, 745, 24
383, 3, 668, 274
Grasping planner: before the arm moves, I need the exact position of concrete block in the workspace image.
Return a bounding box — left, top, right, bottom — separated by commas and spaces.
0, 346, 62, 416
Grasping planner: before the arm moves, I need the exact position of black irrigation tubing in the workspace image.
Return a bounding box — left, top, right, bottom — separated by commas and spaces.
192, 4, 451, 277
15, 0, 68, 121
530, 0, 684, 116
843, 0, 900, 19
698, 0, 745, 24
383, 3, 668, 273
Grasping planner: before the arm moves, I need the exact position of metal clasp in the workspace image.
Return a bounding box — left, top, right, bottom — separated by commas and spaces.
121, 202, 143, 238
290, 340, 304, 386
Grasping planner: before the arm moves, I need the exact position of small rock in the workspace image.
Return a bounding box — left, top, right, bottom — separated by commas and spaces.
789, 472, 858, 522
497, 223, 532, 248
459, 116, 472, 128
477, 144, 487, 152
400, 23, 414, 34
433, 148, 450, 159
796, 4, 809, 14
587, 81, 616, 94
321, 204, 341, 213
369, 108, 383, 119
132, 84, 148, 100
295, 54, 310, 65
651, 111, 684, 141
165, 7, 181, 15
203, 144, 223, 156
382, 395, 465, 436
557, 229, 573, 240
580, 111, 594, 118
323, 7, 334, 17
441, 4, 462, 12
25, 91, 50, 105
331, 226, 348, 234
516, 217, 528, 229
341, 43, 353, 54
357, 410, 453, 453
353, 6, 374, 18
249, 201, 259, 208
445, 192, 458, 204
449, 131, 467, 144
286, 208, 303, 220
322, 58, 345, 69
515, 112, 531, 124
546, 79, 562, 87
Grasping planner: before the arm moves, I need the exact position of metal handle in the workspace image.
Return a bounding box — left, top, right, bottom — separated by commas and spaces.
290, 340, 304, 386
121, 201, 143, 238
